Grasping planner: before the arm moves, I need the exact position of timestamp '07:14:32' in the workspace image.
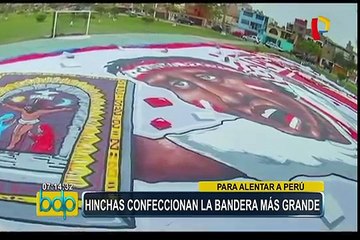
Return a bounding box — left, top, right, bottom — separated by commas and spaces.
41, 183, 74, 191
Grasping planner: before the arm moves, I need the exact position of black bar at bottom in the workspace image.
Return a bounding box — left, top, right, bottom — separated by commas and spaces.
82, 192, 323, 218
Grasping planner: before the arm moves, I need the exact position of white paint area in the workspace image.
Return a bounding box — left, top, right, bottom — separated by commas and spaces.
132, 82, 236, 139
169, 119, 357, 166
168, 118, 357, 180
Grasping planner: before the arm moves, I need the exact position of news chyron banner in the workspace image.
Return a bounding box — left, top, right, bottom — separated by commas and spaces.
82, 181, 324, 218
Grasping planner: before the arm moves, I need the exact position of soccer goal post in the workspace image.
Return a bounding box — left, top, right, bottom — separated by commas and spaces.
51, 10, 92, 38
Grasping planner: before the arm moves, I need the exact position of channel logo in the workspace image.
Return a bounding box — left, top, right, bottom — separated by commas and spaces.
311, 16, 331, 41
36, 190, 79, 220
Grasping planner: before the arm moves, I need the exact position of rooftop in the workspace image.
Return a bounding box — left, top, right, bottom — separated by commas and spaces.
241, 7, 266, 16
294, 18, 307, 26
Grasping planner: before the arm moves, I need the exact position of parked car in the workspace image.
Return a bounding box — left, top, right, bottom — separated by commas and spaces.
211, 25, 223, 32
232, 31, 244, 38
175, 16, 194, 25
136, 11, 145, 17
126, 10, 145, 17
126, 10, 137, 17
265, 42, 284, 52
242, 35, 260, 44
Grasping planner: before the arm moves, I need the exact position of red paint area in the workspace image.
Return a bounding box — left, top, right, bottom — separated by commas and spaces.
234, 62, 245, 72
0, 45, 119, 65
28, 124, 55, 154
0, 52, 60, 65
284, 114, 295, 126
277, 69, 292, 77
133, 61, 238, 81
144, 97, 173, 108
150, 118, 172, 130
0, 42, 252, 66
191, 100, 223, 112
268, 60, 285, 68
301, 97, 357, 141
192, 100, 205, 109
72, 45, 118, 53
121, 59, 162, 71
134, 136, 245, 183
212, 104, 225, 113
292, 72, 357, 111
129, 42, 239, 50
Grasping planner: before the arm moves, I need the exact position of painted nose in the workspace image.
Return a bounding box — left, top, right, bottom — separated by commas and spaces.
198, 83, 244, 106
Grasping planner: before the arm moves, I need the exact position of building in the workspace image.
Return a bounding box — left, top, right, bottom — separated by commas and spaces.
184, 3, 211, 26
293, 18, 307, 36
185, 4, 211, 19
226, 4, 250, 25
346, 41, 357, 64
258, 23, 296, 52
319, 37, 358, 76
332, 63, 347, 76
237, 8, 269, 36
184, 3, 249, 28
227, 4, 240, 18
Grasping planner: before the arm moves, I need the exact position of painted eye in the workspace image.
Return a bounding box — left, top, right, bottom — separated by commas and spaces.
170, 80, 191, 89
196, 74, 217, 81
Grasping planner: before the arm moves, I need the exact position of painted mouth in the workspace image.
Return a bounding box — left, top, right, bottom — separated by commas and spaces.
259, 107, 302, 130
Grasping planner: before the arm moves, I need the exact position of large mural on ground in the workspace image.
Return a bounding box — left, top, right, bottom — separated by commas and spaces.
0, 42, 357, 231
0, 73, 134, 228
104, 46, 357, 184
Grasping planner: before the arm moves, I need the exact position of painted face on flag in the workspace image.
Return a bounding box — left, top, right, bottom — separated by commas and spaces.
106, 57, 350, 144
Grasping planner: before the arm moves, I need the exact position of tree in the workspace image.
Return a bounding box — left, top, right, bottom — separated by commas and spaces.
210, 4, 223, 22
35, 13, 47, 22
347, 61, 357, 71
143, 4, 153, 16
0, 4, 11, 20
337, 72, 347, 81
93, 5, 105, 15
296, 39, 322, 57
93, 4, 105, 22
334, 52, 345, 65
220, 3, 228, 34
166, 3, 182, 21
109, 6, 120, 17
199, 4, 222, 23
334, 52, 357, 71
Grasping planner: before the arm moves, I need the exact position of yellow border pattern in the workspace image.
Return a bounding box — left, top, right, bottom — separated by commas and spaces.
0, 75, 116, 204
105, 81, 127, 192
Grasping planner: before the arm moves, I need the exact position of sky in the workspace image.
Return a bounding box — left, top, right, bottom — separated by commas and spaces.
251, 3, 358, 52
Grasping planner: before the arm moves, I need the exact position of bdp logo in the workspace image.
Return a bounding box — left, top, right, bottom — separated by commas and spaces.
311, 16, 331, 41
36, 190, 79, 220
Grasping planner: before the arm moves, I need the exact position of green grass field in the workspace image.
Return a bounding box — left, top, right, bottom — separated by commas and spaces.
55, 12, 89, 36
0, 13, 239, 44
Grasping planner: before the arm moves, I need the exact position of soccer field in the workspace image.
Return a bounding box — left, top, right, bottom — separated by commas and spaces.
0, 13, 239, 44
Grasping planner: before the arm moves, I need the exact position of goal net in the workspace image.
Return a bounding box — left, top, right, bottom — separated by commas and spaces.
51, 10, 92, 38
